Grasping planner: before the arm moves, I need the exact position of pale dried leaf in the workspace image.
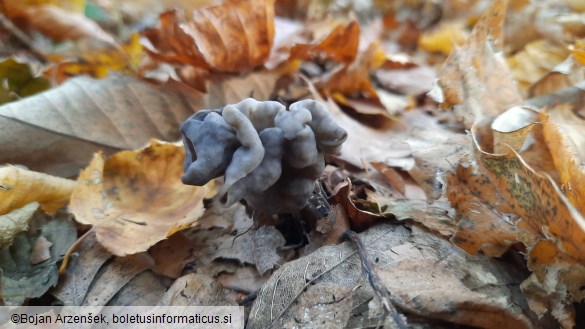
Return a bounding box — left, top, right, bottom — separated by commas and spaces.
0, 73, 205, 177
0, 166, 76, 215
52, 233, 114, 306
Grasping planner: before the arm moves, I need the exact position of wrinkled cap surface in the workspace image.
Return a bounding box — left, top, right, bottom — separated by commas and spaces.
180, 98, 347, 214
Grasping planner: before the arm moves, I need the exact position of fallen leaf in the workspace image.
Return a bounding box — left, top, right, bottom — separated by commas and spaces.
0, 58, 50, 104
4, 2, 115, 44
289, 20, 360, 64
418, 22, 468, 55
205, 69, 285, 108
508, 40, 569, 95
0, 73, 205, 177
106, 271, 167, 306
282, 282, 353, 329
69, 140, 214, 256
52, 233, 114, 306
445, 123, 585, 326
318, 42, 385, 99
330, 179, 384, 230
0, 202, 39, 247
429, 0, 522, 127
446, 162, 520, 256
144, 0, 275, 72
253, 226, 286, 275
82, 253, 154, 306
217, 265, 267, 294
45, 33, 144, 83
375, 65, 436, 96
248, 224, 536, 329
491, 105, 541, 153
30, 235, 52, 265
0, 166, 76, 215
0, 208, 76, 305
149, 232, 194, 279
370, 161, 406, 195
541, 103, 585, 215
156, 273, 237, 306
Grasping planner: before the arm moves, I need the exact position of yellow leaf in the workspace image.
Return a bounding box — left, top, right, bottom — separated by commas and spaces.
69, 140, 214, 256
569, 39, 585, 66
0, 166, 76, 215
418, 22, 467, 56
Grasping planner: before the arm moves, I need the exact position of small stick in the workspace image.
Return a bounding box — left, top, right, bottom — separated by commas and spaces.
341, 230, 408, 329
59, 227, 95, 274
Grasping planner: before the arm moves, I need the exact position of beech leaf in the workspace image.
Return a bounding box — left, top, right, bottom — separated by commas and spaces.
69, 140, 214, 256
0, 73, 204, 177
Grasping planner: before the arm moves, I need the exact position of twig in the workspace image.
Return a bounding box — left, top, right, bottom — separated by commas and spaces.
0, 11, 47, 63
59, 227, 95, 274
341, 230, 408, 329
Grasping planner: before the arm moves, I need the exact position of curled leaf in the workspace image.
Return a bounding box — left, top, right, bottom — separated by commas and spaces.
144, 0, 275, 72
0, 166, 76, 215
69, 140, 214, 256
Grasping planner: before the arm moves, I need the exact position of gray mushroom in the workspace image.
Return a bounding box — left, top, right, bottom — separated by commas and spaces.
180, 99, 347, 214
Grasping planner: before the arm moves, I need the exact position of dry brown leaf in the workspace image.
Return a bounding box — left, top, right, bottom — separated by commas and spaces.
508, 40, 569, 95
149, 232, 194, 279
4, 2, 115, 44
253, 226, 286, 275
289, 20, 360, 64
471, 130, 585, 265
82, 253, 154, 306
330, 179, 383, 230
248, 224, 536, 329
445, 123, 585, 326
205, 69, 285, 108
407, 128, 470, 199
491, 105, 542, 153
446, 163, 520, 256
52, 233, 114, 305
0, 73, 204, 177
318, 96, 414, 170
69, 140, 214, 256
144, 0, 275, 72
429, 0, 522, 127
318, 42, 385, 99
106, 271, 167, 306
156, 273, 237, 306
0, 166, 76, 215
370, 162, 405, 195
541, 104, 585, 215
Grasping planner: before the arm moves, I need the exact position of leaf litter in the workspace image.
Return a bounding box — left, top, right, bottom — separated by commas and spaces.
1, 0, 585, 327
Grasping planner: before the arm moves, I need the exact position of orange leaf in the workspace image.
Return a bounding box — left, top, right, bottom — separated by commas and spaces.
446, 163, 520, 256
428, 0, 522, 127
318, 42, 385, 98
471, 126, 585, 265
144, 0, 275, 72
69, 141, 215, 256
289, 20, 360, 64
541, 104, 585, 215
